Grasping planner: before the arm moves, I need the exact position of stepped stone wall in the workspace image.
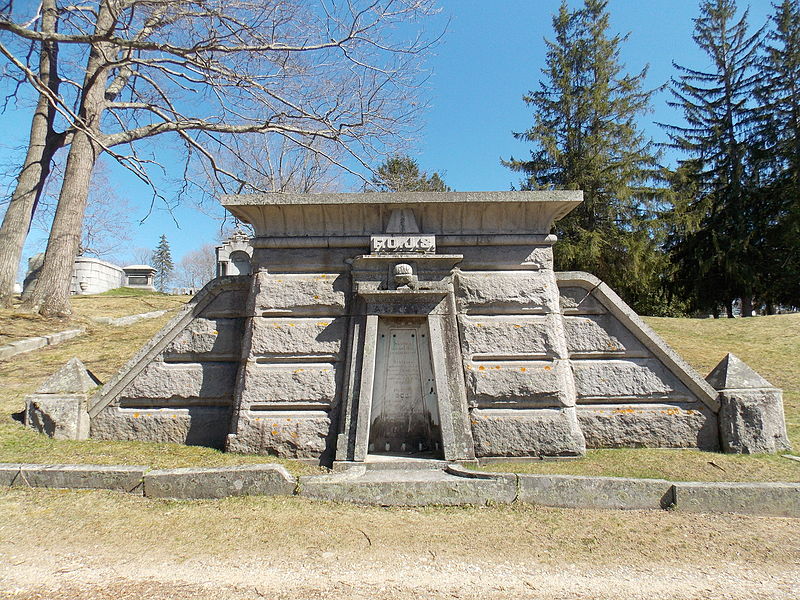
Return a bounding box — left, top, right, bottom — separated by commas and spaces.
88, 277, 249, 448
226, 268, 351, 460
557, 272, 719, 450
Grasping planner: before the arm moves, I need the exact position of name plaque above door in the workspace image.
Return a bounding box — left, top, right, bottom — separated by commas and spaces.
370, 234, 436, 254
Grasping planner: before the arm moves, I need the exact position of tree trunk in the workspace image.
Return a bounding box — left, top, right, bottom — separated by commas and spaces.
19, 0, 115, 316
0, 0, 61, 307
741, 295, 754, 317
726, 300, 735, 319
20, 132, 99, 316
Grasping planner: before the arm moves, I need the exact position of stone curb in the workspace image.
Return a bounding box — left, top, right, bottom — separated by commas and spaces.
672, 481, 799, 518
0, 464, 147, 493
517, 473, 674, 510
0, 328, 84, 361
91, 310, 168, 327
298, 468, 517, 507
144, 464, 296, 499
0, 462, 797, 515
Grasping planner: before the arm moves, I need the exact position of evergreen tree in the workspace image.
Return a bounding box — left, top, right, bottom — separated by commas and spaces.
503, 0, 669, 314
152, 235, 174, 293
752, 0, 800, 308
373, 155, 451, 192
661, 0, 764, 316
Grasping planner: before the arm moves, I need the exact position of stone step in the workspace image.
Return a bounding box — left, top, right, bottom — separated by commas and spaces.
333, 455, 453, 473
299, 467, 516, 506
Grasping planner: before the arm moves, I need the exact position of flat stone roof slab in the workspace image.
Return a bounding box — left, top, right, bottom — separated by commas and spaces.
222, 191, 583, 239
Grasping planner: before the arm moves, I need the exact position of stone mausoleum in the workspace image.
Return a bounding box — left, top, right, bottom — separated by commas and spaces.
28, 192, 790, 463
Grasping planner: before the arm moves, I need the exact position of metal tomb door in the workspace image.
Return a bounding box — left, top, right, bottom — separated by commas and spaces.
368, 318, 441, 456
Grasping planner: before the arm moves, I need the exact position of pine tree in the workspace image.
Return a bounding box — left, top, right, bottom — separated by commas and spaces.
752, 0, 800, 308
152, 234, 174, 293
661, 0, 764, 316
372, 155, 451, 192
502, 0, 669, 315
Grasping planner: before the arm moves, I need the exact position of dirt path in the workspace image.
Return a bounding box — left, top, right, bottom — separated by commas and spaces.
3, 554, 797, 599
1, 488, 798, 599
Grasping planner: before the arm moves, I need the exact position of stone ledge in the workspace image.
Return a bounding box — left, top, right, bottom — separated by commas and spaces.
143, 464, 296, 499
297, 468, 517, 506
1, 464, 147, 493
0, 328, 84, 361
672, 481, 799, 517
91, 310, 168, 327
517, 473, 674, 510
1, 462, 797, 516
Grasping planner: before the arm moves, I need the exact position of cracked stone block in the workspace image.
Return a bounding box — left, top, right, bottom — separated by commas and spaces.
470, 407, 585, 457
249, 317, 346, 357
252, 272, 348, 315
455, 271, 559, 314
459, 316, 560, 358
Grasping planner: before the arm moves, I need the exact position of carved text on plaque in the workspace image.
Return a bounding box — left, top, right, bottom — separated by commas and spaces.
370, 234, 436, 254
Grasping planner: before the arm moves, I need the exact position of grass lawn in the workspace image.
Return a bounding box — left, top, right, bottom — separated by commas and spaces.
0, 293, 798, 482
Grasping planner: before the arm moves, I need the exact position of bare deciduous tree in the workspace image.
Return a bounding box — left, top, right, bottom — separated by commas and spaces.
32, 158, 133, 261
126, 246, 153, 266
0, 0, 440, 315
175, 242, 216, 289
0, 0, 65, 306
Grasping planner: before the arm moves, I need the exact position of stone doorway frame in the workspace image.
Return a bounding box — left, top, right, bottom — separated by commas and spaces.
334, 254, 476, 464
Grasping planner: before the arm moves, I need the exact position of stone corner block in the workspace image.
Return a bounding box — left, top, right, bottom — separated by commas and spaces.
25, 394, 90, 440
718, 389, 791, 454
517, 474, 674, 510
14, 464, 148, 493
672, 481, 799, 517
143, 464, 297, 499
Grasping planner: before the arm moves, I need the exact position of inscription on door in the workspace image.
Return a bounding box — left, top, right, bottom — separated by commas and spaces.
369, 320, 440, 455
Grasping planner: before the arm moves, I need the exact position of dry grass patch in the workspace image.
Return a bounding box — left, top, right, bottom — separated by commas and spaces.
69, 290, 188, 319
0, 292, 187, 344
479, 449, 799, 482
1, 487, 797, 568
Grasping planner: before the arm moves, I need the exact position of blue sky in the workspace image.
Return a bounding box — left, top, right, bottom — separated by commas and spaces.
0, 0, 775, 272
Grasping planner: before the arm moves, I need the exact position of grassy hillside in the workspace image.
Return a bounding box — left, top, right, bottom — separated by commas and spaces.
0, 294, 797, 481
